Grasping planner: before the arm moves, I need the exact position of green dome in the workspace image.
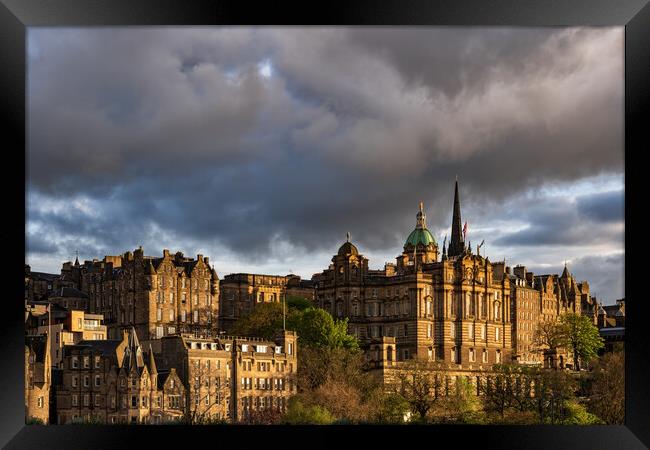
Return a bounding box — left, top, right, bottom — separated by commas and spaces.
405, 228, 436, 248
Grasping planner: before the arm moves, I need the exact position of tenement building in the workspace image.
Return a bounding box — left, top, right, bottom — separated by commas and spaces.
219, 273, 314, 332
55, 327, 185, 424
313, 181, 513, 369
157, 330, 298, 423
504, 263, 589, 368
25, 305, 107, 368
55, 248, 220, 341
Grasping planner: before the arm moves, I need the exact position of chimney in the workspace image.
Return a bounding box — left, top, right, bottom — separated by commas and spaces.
197, 254, 203, 262
163, 249, 170, 257
204, 257, 209, 265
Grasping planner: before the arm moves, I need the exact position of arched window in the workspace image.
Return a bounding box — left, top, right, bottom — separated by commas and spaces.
494, 302, 501, 320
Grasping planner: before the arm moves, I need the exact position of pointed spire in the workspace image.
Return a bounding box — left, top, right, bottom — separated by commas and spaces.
561, 261, 570, 278
148, 344, 157, 375
74, 250, 80, 266
448, 178, 465, 257
346, 231, 350, 243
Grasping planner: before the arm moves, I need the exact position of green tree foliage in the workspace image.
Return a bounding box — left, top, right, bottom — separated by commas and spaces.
286, 296, 312, 311
282, 397, 335, 425
587, 351, 625, 424
368, 392, 410, 424
293, 308, 359, 350
559, 313, 605, 370
562, 400, 603, 425
439, 376, 483, 424
230, 302, 286, 340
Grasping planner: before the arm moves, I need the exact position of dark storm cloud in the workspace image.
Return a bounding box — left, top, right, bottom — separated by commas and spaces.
493, 189, 624, 247
27, 27, 623, 268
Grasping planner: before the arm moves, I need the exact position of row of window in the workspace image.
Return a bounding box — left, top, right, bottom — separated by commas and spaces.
240, 377, 289, 391
70, 356, 102, 369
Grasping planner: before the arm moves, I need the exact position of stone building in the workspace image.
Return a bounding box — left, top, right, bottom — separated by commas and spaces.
25, 265, 60, 302
313, 181, 513, 370
55, 327, 185, 424
505, 264, 588, 368
219, 273, 314, 332
25, 335, 52, 424
57, 248, 220, 341
597, 298, 625, 353
25, 306, 107, 368
157, 330, 298, 423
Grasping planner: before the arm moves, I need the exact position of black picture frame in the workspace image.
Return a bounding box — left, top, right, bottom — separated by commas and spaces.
2, 0, 648, 448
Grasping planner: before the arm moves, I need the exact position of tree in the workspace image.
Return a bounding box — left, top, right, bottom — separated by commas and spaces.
368, 392, 410, 424
230, 302, 287, 341
559, 313, 604, 371
588, 351, 625, 424
478, 364, 577, 424
532, 319, 565, 355
393, 358, 445, 422
183, 362, 230, 425
286, 296, 312, 311
440, 375, 483, 424
282, 397, 335, 424
293, 308, 359, 351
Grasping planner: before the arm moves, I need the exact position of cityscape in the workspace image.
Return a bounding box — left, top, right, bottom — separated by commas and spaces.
25, 27, 624, 425
25, 180, 625, 425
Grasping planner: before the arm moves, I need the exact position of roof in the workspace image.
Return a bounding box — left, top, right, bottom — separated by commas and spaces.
338, 241, 359, 256
29, 272, 59, 282
405, 228, 437, 248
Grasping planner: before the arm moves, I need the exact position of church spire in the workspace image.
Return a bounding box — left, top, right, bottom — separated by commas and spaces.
448, 178, 465, 257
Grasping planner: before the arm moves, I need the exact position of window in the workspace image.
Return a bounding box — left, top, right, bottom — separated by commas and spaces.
82, 356, 89, 368
83, 394, 89, 406
72, 375, 78, 387
496, 350, 502, 363
83, 376, 89, 387
193, 310, 199, 323
482, 325, 486, 340
181, 310, 186, 322
469, 348, 475, 362
495, 327, 500, 341
482, 349, 488, 363
95, 375, 101, 387
95, 394, 101, 407
288, 343, 294, 355
72, 394, 78, 406
157, 308, 162, 321
131, 396, 137, 407
450, 322, 456, 338
469, 323, 474, 339
94, 356, 101, 368
427, 323, 432, 338
38, 396, 44, 408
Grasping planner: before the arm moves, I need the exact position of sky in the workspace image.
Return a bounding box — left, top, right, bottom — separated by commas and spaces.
26, 27, 624, 304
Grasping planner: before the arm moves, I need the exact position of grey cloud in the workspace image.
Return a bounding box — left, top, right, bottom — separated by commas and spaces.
492, 191, 624, 247
26, 27, 624, 271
